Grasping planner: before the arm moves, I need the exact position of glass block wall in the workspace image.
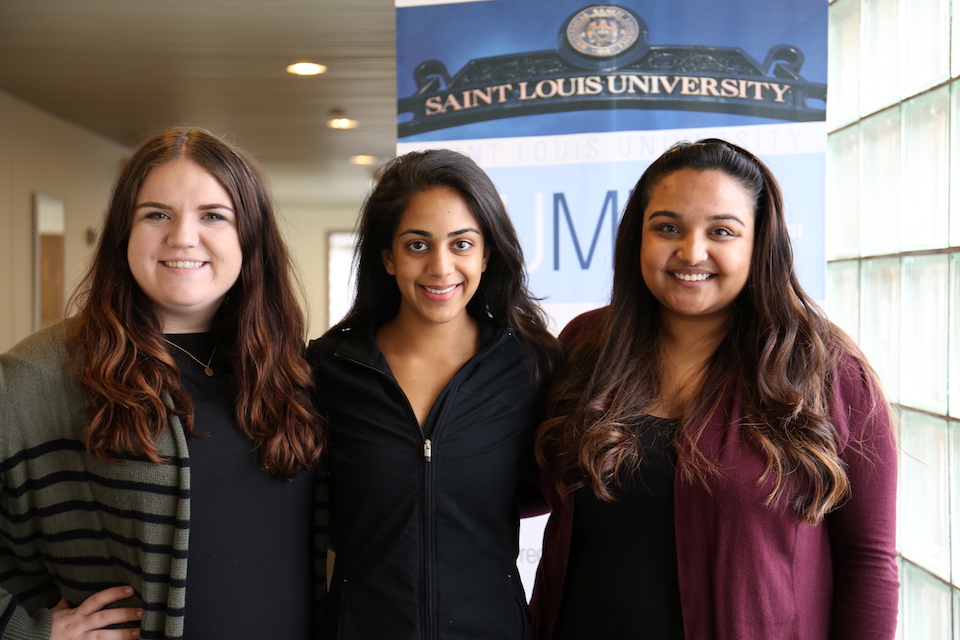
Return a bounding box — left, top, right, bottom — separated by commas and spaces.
826, 0, 957, 635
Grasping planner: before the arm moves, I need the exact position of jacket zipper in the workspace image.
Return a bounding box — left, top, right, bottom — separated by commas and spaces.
422, 437, 435, 640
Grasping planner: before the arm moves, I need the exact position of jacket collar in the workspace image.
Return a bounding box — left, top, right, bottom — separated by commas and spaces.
330, 316, 511, 370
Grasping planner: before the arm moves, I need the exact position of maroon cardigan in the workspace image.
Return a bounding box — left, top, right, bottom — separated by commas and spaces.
530, 309, 899, 640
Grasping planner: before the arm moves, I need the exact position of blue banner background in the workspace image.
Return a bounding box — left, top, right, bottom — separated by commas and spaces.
396, 0, 828, 598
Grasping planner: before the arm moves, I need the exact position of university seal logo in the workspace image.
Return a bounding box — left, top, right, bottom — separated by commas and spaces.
566, 6, 642, 58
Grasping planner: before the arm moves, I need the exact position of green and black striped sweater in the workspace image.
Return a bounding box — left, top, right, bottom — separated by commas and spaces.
0, 323, 193, 639
0, 325, 330, 639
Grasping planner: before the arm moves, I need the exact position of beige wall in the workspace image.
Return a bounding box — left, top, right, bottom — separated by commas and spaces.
0, 89, 130, 352
278, 199, 362, 341
0, 88, 364, 352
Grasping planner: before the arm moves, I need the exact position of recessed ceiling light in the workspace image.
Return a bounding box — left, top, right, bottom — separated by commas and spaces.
328, 117, 360, 130
327, 108, 359, 129
350, 155, 378, 165
287, 62, 326, 76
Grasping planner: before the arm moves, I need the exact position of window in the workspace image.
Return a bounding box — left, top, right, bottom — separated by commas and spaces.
828, 0, 959, 635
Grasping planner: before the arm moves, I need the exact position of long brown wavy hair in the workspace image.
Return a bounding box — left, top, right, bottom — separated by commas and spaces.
536, 138, 884, 524
67, 127, 323, 479
332, 148, 560, 376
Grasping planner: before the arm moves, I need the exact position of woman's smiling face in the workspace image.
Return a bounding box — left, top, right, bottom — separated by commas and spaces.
640, 167, 755, 326
381, 186, 489, 329
127, 158, 242, 333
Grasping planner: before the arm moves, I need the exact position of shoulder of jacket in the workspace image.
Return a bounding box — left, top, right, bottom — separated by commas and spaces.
1, 322, 73, 393
308, 327, 353, 358
557, 306, 608, 348
4, 321, 68, 361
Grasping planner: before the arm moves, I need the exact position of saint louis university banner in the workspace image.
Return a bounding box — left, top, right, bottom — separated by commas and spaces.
399, 5, 825, 135
395, 0, 827, 593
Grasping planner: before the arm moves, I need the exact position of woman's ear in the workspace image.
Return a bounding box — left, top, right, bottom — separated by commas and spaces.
482, 247, 490, 272
381, 248, 396, 276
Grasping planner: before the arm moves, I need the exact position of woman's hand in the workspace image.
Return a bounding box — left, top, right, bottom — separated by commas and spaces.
49, 586, 142, 639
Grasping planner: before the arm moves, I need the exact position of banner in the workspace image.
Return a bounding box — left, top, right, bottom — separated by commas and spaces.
396, 0, 828, 595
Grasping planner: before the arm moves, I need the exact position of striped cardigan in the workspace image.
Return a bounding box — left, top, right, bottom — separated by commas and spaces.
0, 323, 192, 639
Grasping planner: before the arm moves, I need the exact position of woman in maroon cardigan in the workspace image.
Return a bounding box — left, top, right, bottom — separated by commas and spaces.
532, 139, 898, 640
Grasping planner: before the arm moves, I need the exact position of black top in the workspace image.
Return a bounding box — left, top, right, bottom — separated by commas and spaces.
554, 414, 684, 640
167, 333, 315, 639
308, 322, 542, 640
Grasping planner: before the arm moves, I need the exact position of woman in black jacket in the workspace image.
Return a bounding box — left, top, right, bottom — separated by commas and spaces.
308, 149, 559, 640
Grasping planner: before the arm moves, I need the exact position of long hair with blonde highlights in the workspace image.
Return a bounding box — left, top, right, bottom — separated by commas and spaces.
536, 139, 884, 524
67, 127, 323, 479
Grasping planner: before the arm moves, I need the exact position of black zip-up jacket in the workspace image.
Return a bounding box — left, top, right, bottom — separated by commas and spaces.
308, 320, 543, 640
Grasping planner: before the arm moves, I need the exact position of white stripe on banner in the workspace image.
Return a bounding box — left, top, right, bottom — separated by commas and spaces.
397, 121, 826, 168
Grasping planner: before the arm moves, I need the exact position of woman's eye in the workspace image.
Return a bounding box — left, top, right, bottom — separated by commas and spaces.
408, 240, 428, 252
144, 211, 168, 220
713, 227, 735, 237
204, 212, 228, 222
453, 240, 473, 250
654, 223, 679, 233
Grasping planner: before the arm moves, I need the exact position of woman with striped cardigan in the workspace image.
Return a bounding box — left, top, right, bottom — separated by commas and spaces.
0, 128, 324, 640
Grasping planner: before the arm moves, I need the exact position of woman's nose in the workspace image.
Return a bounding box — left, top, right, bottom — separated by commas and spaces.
676, 234, 707, 265
167, 217, 199, 248
427, 247, 454, 277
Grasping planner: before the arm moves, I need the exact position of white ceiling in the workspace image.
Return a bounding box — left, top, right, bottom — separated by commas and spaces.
0, 0, 398, 208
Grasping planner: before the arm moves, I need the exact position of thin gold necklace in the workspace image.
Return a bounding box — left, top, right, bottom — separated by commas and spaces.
164, 339, 216, 377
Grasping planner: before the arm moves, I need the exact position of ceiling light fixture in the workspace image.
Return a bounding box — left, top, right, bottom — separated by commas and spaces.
327, 109, 359, 129
287, 62, 326, 76
350, 155, 378, 166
